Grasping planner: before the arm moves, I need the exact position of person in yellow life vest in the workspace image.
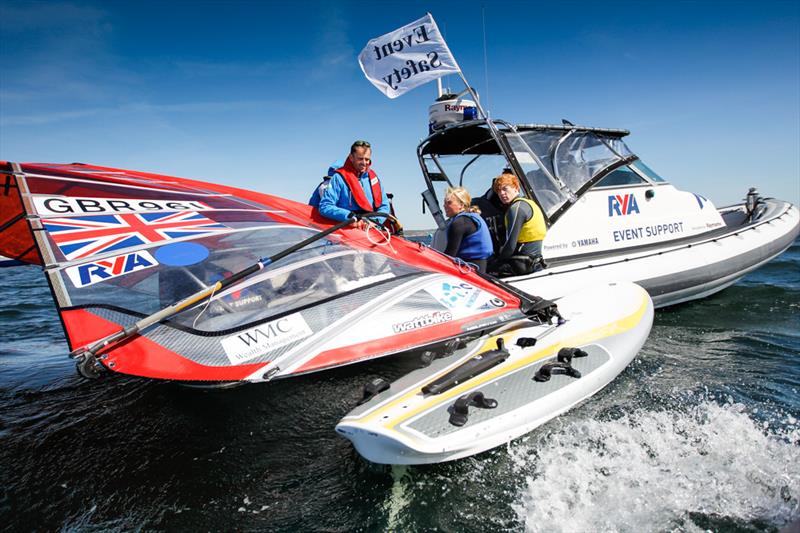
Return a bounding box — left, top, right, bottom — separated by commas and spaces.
492, 172, 547, 275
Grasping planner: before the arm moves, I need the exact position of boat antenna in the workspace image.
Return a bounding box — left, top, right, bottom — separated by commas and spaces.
482, 4, 490, 113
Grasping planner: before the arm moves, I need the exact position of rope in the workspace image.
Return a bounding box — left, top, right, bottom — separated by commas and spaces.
364, 219, 393, 248
453, 257, 475, 275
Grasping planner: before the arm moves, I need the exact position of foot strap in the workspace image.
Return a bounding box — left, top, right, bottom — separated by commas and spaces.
448, 391, 498, 427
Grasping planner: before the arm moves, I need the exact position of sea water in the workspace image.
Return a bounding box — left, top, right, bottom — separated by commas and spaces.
1, 240, 798, 532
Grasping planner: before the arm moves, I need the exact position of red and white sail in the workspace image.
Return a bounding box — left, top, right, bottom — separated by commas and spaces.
0, 161, 526, 382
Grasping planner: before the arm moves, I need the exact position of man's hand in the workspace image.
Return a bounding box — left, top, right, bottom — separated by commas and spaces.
347, 212, 367, 230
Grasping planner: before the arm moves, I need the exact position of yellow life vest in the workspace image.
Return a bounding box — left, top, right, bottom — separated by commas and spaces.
507, 197, 547, 242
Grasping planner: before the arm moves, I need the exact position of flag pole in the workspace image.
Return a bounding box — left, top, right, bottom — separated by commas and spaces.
455, 71, 488, 120
449, 62, 523, 194
452, 67, 509, 160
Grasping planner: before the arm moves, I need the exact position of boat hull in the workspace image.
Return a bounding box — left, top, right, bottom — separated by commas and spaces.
336, 281, 653, 465
511, 199, 799, 308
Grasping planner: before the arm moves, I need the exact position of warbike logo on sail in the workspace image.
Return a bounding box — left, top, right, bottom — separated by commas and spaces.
392, 311, 453, 333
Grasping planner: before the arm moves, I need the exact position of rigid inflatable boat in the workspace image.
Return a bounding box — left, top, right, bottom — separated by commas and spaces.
421, 99, 799, 307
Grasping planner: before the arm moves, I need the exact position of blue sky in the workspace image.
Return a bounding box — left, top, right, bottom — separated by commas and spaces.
1, 0, 798, 229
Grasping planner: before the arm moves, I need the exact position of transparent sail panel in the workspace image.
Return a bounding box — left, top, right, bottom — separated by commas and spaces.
57, 227, 424, 332
59, 227, 315, 313
181, 248, 419, 332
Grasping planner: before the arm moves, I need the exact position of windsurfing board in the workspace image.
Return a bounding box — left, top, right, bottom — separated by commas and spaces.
336, 281, 653, 464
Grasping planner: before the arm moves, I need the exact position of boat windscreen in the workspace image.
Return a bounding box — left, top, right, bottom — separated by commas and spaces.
419, 123, 640, 221
552, 132, 634, 191
631, 159, 667, 183
512, 130, 635, 203
594, 165, 648, 187
505, 133, 569, 217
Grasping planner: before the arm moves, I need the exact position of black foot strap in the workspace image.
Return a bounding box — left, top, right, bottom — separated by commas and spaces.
533, 346, 589, 382
448, 391, 498, 427
358, 378, 390, 405
557, 347, 588, 365
533, 361, 582, 382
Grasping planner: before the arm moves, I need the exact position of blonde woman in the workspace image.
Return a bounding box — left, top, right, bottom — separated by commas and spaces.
442, 187, 493, 272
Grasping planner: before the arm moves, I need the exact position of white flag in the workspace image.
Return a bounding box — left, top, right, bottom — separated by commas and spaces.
358, 14, 460, 99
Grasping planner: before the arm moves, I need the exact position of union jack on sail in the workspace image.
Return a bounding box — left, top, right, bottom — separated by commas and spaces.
44, 211, 228, 261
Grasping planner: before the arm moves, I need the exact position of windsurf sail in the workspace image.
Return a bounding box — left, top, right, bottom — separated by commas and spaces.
0, 161, 527, 382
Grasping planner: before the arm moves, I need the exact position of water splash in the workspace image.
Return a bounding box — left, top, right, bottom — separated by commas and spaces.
386, 464, 412, 529
511, 399, 800, 532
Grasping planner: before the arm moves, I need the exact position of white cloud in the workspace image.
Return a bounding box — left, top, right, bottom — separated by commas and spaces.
311, 5, 356, 73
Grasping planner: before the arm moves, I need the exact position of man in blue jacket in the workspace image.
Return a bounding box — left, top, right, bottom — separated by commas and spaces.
318, 140, 389, 223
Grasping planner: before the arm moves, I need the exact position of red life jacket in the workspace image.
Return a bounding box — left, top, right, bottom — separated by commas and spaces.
336, 159, 382, 212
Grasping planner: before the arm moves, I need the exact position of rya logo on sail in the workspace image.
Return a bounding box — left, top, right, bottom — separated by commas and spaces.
65, 251, 158, 287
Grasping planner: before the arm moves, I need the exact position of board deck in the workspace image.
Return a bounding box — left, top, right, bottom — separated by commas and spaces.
336, 281, 654, 464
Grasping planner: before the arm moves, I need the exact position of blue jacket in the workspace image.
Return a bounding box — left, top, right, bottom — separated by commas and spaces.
308, 178, 330, 208
309, 160, 343, 208
448, 212, 493, 259
318, 171, 390, 222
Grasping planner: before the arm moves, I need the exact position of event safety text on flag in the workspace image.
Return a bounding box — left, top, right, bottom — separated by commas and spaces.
359, 13, 460, 99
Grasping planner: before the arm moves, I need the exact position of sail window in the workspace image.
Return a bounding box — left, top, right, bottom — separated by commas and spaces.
179, 248, 419, 332
57, 226, 424, 333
